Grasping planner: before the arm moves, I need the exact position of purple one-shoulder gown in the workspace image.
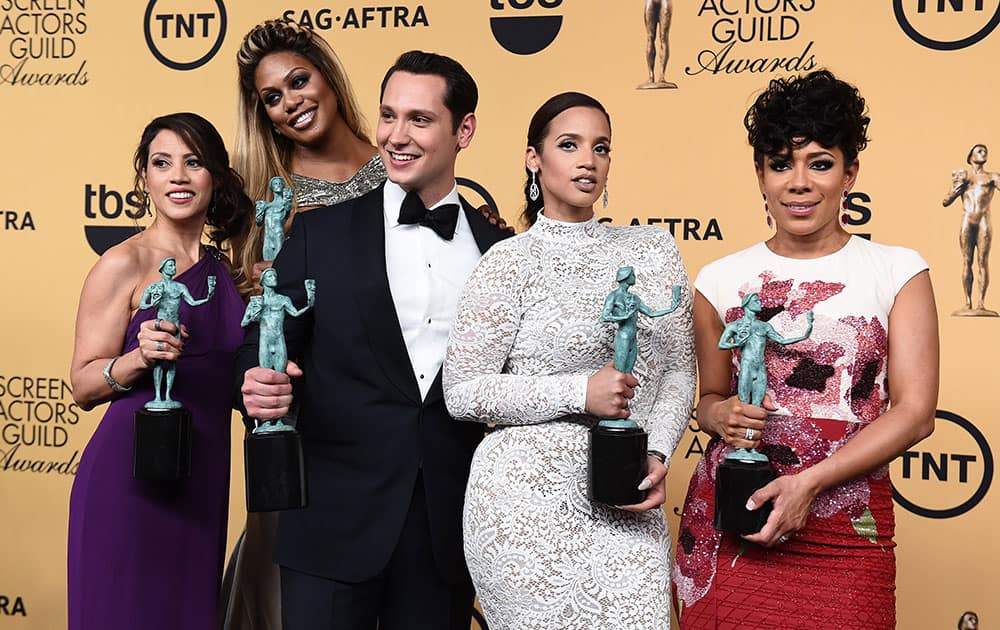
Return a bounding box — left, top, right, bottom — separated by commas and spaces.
67, 253, 244, 630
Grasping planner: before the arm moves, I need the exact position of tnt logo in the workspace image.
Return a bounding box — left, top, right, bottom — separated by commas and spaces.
891, 409, 993, 518
144, 0, 227, 70
894, 0, 1000, 50
490, 0, 564, 55
83, 184, 145, 255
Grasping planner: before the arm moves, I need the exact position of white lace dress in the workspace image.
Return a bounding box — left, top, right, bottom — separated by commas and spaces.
443, 212, 695, 630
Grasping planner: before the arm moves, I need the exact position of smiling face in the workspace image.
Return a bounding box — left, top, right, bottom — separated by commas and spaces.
142, 129, 214, 226
255, 51, 340, 147
757, 140, 858, 242
377, 71, 475, 205
526, 106, 611, 222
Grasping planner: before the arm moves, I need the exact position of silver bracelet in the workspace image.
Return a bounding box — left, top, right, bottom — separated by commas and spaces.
102, 356, 133, 393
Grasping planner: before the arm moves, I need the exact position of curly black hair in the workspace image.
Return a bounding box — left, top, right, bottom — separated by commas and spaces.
745, 70, 870, 166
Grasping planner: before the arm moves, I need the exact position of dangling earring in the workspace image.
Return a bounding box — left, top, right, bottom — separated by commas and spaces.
840, 190, 850, 225
143, 191, 153, 218
603, 180, 609, 209
763, 193, 773, 229
529, 170, 540, 202
272, 123, 281, 137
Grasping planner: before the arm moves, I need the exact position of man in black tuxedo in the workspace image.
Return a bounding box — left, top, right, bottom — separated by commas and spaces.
237, 51, 510, 629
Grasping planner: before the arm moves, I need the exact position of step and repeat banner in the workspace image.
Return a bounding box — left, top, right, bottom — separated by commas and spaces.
0, 1, 995, 628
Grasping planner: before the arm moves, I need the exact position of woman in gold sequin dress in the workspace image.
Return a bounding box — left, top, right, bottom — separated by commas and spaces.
231, 19, 387, 299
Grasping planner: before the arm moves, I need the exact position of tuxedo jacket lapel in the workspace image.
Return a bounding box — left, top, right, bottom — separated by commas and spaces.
462, 197, 508, 254
349, 185, 421, 404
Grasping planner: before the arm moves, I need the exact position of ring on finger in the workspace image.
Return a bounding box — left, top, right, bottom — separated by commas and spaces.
154, 319, 162, 332
156, 341, 164, 352
745, 427, 755, 441
779, 534, 789, 543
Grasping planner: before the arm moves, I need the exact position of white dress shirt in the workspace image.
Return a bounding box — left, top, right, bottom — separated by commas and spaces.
383, 180, 482, 400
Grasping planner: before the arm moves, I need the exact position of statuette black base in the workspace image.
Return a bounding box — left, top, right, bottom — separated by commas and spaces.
245, 430, 307, 512
714, 458, 776, 534
133, 407, 192, 481
588, 424, 648, 506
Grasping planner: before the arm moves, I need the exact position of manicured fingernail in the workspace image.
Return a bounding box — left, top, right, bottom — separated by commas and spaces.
638, 478, 652, 491
745, 498, 756, 510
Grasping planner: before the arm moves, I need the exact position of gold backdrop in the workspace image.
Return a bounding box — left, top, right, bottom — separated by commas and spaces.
0, 1, 995, 627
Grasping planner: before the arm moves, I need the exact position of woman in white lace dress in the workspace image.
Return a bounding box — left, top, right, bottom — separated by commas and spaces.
443, 92, 695, 629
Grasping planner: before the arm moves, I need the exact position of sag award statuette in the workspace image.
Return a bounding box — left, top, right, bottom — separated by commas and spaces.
242, 176, 315, 512
257, 175, 294, 262
713, 292, 813, 534
241, 269, 315, 511
588, 266, 682, 505
133, 257, 216, 481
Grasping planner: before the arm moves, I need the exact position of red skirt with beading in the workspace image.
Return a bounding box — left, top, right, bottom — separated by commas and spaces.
672, 415, 896, 629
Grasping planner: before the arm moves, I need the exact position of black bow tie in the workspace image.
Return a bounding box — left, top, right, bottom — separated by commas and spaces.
397, 191, 460, 241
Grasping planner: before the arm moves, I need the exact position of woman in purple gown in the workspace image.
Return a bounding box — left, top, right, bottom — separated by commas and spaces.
67, 112, 252, 630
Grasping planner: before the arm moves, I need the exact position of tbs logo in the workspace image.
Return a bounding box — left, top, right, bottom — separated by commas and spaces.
490, 0, 564, 55
144, 0, 227, 70
83, 184, 145, 255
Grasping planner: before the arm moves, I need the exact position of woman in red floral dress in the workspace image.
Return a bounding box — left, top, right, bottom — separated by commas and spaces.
672, 70, 940, 629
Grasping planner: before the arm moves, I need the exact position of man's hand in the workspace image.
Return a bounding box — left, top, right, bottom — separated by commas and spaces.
241, 361, 302, 419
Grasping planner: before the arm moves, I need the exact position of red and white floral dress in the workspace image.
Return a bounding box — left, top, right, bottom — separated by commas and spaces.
672, 236, 928, 629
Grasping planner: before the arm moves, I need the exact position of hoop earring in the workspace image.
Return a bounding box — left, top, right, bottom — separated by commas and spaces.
529, 170, 540, 202
603, 180, 609, 209
840, 190, 850, 225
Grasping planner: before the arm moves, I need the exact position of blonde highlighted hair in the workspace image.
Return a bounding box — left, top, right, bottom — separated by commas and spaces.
233, 18, 371, 295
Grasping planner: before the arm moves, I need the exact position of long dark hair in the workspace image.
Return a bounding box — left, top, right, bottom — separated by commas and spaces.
236, 18, 371, 156
132, 112, 252, 251
522, 92, 611, 227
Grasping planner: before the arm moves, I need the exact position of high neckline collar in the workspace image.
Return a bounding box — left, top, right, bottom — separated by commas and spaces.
532, 209, 601, 240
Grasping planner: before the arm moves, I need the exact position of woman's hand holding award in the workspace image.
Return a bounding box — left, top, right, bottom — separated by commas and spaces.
133, 257, 216, 481
713, 292, 813, 534
588, 266, 682, 506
